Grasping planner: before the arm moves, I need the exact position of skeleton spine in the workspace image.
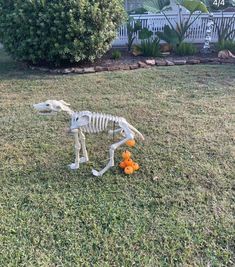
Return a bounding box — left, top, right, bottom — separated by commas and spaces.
81, 112, 123, 133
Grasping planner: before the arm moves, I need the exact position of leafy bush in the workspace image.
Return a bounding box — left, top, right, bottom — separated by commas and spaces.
215, 40, 235, 53
175, 43, 197, 56
111, 50, 122, 60
0, 0, 125, 65
135, 27, 161, 57
139, 38, 161, 57
134, 36, 161, 57
138, 27, 153, 40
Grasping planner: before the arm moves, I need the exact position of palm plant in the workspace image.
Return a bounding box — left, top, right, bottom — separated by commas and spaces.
127, 17, 142, 51
143, 0, 208, 46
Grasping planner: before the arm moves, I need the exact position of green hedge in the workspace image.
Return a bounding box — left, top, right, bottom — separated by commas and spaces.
0, 0, 126, 65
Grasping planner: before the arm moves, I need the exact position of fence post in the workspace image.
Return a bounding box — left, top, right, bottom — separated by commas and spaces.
177, 4, 181, 25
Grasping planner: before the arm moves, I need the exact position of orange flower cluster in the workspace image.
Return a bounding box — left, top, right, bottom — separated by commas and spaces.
119, 150, 140, 174
125, 139, 136, 147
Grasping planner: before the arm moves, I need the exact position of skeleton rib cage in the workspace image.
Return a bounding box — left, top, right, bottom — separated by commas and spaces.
75, 111, 126, 133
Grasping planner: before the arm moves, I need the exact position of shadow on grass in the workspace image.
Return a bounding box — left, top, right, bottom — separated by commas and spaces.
0, 49, 58, 81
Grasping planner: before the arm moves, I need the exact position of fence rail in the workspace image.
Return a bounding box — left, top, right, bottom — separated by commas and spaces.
113, 13, 235, 46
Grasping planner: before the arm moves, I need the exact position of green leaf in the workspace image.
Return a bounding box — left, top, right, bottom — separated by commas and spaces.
143, 0, 172, 13
139, 27, 153, 40
134, 20, 142, 32
179, 0, 208, 13
156, 25, 179, 45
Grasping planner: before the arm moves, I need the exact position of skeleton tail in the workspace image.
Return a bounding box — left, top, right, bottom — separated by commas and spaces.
126, 122, 145, 141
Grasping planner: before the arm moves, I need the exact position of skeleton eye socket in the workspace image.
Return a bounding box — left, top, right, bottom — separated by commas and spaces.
46, 104, 50, 107
76, 117, 79, 121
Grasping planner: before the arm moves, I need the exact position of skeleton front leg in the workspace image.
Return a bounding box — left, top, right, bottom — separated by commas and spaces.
79, 130, 89, 163
69, 131, 81, 170
92, 124, 134, 177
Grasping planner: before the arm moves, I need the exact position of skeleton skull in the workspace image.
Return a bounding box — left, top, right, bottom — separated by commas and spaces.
33, 100, 71, 115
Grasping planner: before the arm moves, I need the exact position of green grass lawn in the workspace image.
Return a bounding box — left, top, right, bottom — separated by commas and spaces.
0, 49, 234, 266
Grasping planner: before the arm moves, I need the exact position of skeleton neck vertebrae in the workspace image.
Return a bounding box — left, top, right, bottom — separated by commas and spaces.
34, 100, 144, 177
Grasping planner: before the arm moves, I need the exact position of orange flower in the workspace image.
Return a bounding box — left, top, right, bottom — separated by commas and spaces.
122, 150, 131, 160
125, 139, 136, 147
119, 161, 126, 169
132, 162, 140, 171
124, 158, 133, 166
124, 166, 134, 174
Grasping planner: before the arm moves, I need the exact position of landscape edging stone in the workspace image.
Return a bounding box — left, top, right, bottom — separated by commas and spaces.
28, 57, 235, 74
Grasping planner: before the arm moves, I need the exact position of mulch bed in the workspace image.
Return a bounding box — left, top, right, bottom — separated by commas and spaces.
29, 49, 235, 74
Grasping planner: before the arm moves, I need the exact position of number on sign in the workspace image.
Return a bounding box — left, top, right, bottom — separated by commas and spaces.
213, 0, 225, 7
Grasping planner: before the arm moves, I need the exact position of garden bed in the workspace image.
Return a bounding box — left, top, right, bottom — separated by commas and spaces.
29, 49, 235, 74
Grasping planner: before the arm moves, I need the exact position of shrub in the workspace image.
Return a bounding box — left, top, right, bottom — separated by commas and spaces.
215, 40, 235, 54
111, 49, 122, 60
134, 38, 161, 57
175, 43, 197, 56
135, 27, 161, 57
0, 0, 126, 65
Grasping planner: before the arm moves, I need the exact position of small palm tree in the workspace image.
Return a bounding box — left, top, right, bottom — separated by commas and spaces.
143, 0, 208, 46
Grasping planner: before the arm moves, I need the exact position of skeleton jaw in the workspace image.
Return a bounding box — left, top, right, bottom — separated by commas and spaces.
67, 127, 78, 134
70, 126, 77, 131
38, 110, 56, 115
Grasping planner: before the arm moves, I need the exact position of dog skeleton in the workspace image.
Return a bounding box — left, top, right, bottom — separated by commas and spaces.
33, 100, 144, 177
218, 50, 235, 59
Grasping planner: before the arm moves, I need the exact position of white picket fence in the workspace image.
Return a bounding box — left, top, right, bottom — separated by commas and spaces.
113, 13, 235, 46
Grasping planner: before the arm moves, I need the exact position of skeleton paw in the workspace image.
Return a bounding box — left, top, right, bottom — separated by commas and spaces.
92, 169, 102, 177
69, 163, 79, 170
80, 157, 88, 163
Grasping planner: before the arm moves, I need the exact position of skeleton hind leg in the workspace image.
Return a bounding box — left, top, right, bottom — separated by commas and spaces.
92, 124, 134, 177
